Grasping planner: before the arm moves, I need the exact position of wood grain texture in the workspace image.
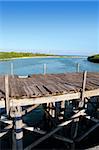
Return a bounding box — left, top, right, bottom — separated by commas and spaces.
0, 73, 99, 100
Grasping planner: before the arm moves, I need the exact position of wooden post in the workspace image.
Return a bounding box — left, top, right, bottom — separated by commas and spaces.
52, 102, 55, 118
12, 127, 17, 150
71, 118, 79, 143
55, 102, 61, 120
65, 101, 73, 119
71, 142, 75, 150
79, 71, 87, 108
49, 103, 55, 118
49, 103, 52, 116
12, 106, 23, 150
46, 103, 49, 111
76, 63, 80, 72
73, 119, 79, 139
5, 75, 10, 116
44, 64, 47, 75
11, 63, 14, 75
60, 101, 65, 119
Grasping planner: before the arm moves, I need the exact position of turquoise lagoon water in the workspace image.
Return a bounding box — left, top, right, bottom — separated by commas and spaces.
0, 57, 99, 75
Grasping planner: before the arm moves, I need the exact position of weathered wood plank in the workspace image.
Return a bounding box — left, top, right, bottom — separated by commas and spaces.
0, 73, 99, 100
0, 88, 99, 108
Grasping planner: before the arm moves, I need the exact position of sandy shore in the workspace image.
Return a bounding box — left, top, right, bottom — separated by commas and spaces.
0, 55, 87, 61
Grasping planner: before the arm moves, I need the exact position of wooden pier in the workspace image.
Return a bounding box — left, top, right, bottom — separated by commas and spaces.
0, 72, 99, 149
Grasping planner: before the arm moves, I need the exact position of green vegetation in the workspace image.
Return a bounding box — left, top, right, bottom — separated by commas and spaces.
0, 51, 86, 61
87, 54, 99, 63
0, 52, 55, 60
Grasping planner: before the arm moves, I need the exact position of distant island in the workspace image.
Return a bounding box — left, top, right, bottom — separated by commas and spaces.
87, 54, 99, 63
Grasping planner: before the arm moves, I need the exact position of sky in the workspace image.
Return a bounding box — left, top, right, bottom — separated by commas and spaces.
0, 0, 99, 55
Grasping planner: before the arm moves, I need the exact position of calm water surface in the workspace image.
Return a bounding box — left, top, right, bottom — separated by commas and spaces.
0, 57, 99, 75
1, 57, 99, 149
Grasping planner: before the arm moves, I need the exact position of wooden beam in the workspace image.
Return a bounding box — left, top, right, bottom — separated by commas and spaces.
71, 109, 86, 119
0, 115, 13, 124
0, 123, 45, 139
0, 131, 8, 138
85, 116, 99, 123
23, 125, 46, 135
86, 145, 99, 150
53, 134, 73, 144
10, 105, 39, 118
73, 120, 79, 139
0, 89, 99, 108
22, 104, 39, 115
71, 118, 79, 140
24, 109, 84, 150
24, 120, 72, 150
5, 75, 10, 115
23, 124, 73, 144
0, 124, 12, 138
76, 122, 99, 142
0, 124, 13, 132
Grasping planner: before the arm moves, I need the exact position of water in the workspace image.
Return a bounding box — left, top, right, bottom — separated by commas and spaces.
0, 57, 99, 75
0, 57, 99, 149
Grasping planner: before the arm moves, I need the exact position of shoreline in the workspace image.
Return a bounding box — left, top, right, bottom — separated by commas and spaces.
0, 55, 87, 61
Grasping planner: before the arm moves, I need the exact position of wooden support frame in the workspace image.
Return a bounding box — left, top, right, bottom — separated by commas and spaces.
0, 71, 99, 150
0, 124, 12, 138
76, 122, 99, 142
24, 109, 86, 150
24, 120, 72, 150
0, 123, 46, 138
0, 105, 40, 139
53, 134, 73, 144
0, 115, 13, 124
10, 104, 39, 118
22, 104, 39, 115
23, 125, 46, 135
73, 119, 79, 139
0, 89, 99, 108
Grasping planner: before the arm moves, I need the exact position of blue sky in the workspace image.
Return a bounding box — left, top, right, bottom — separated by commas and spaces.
0, 1, 99, 55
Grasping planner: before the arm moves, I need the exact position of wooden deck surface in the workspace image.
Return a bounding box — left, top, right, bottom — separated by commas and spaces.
0, 72, 99, 100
